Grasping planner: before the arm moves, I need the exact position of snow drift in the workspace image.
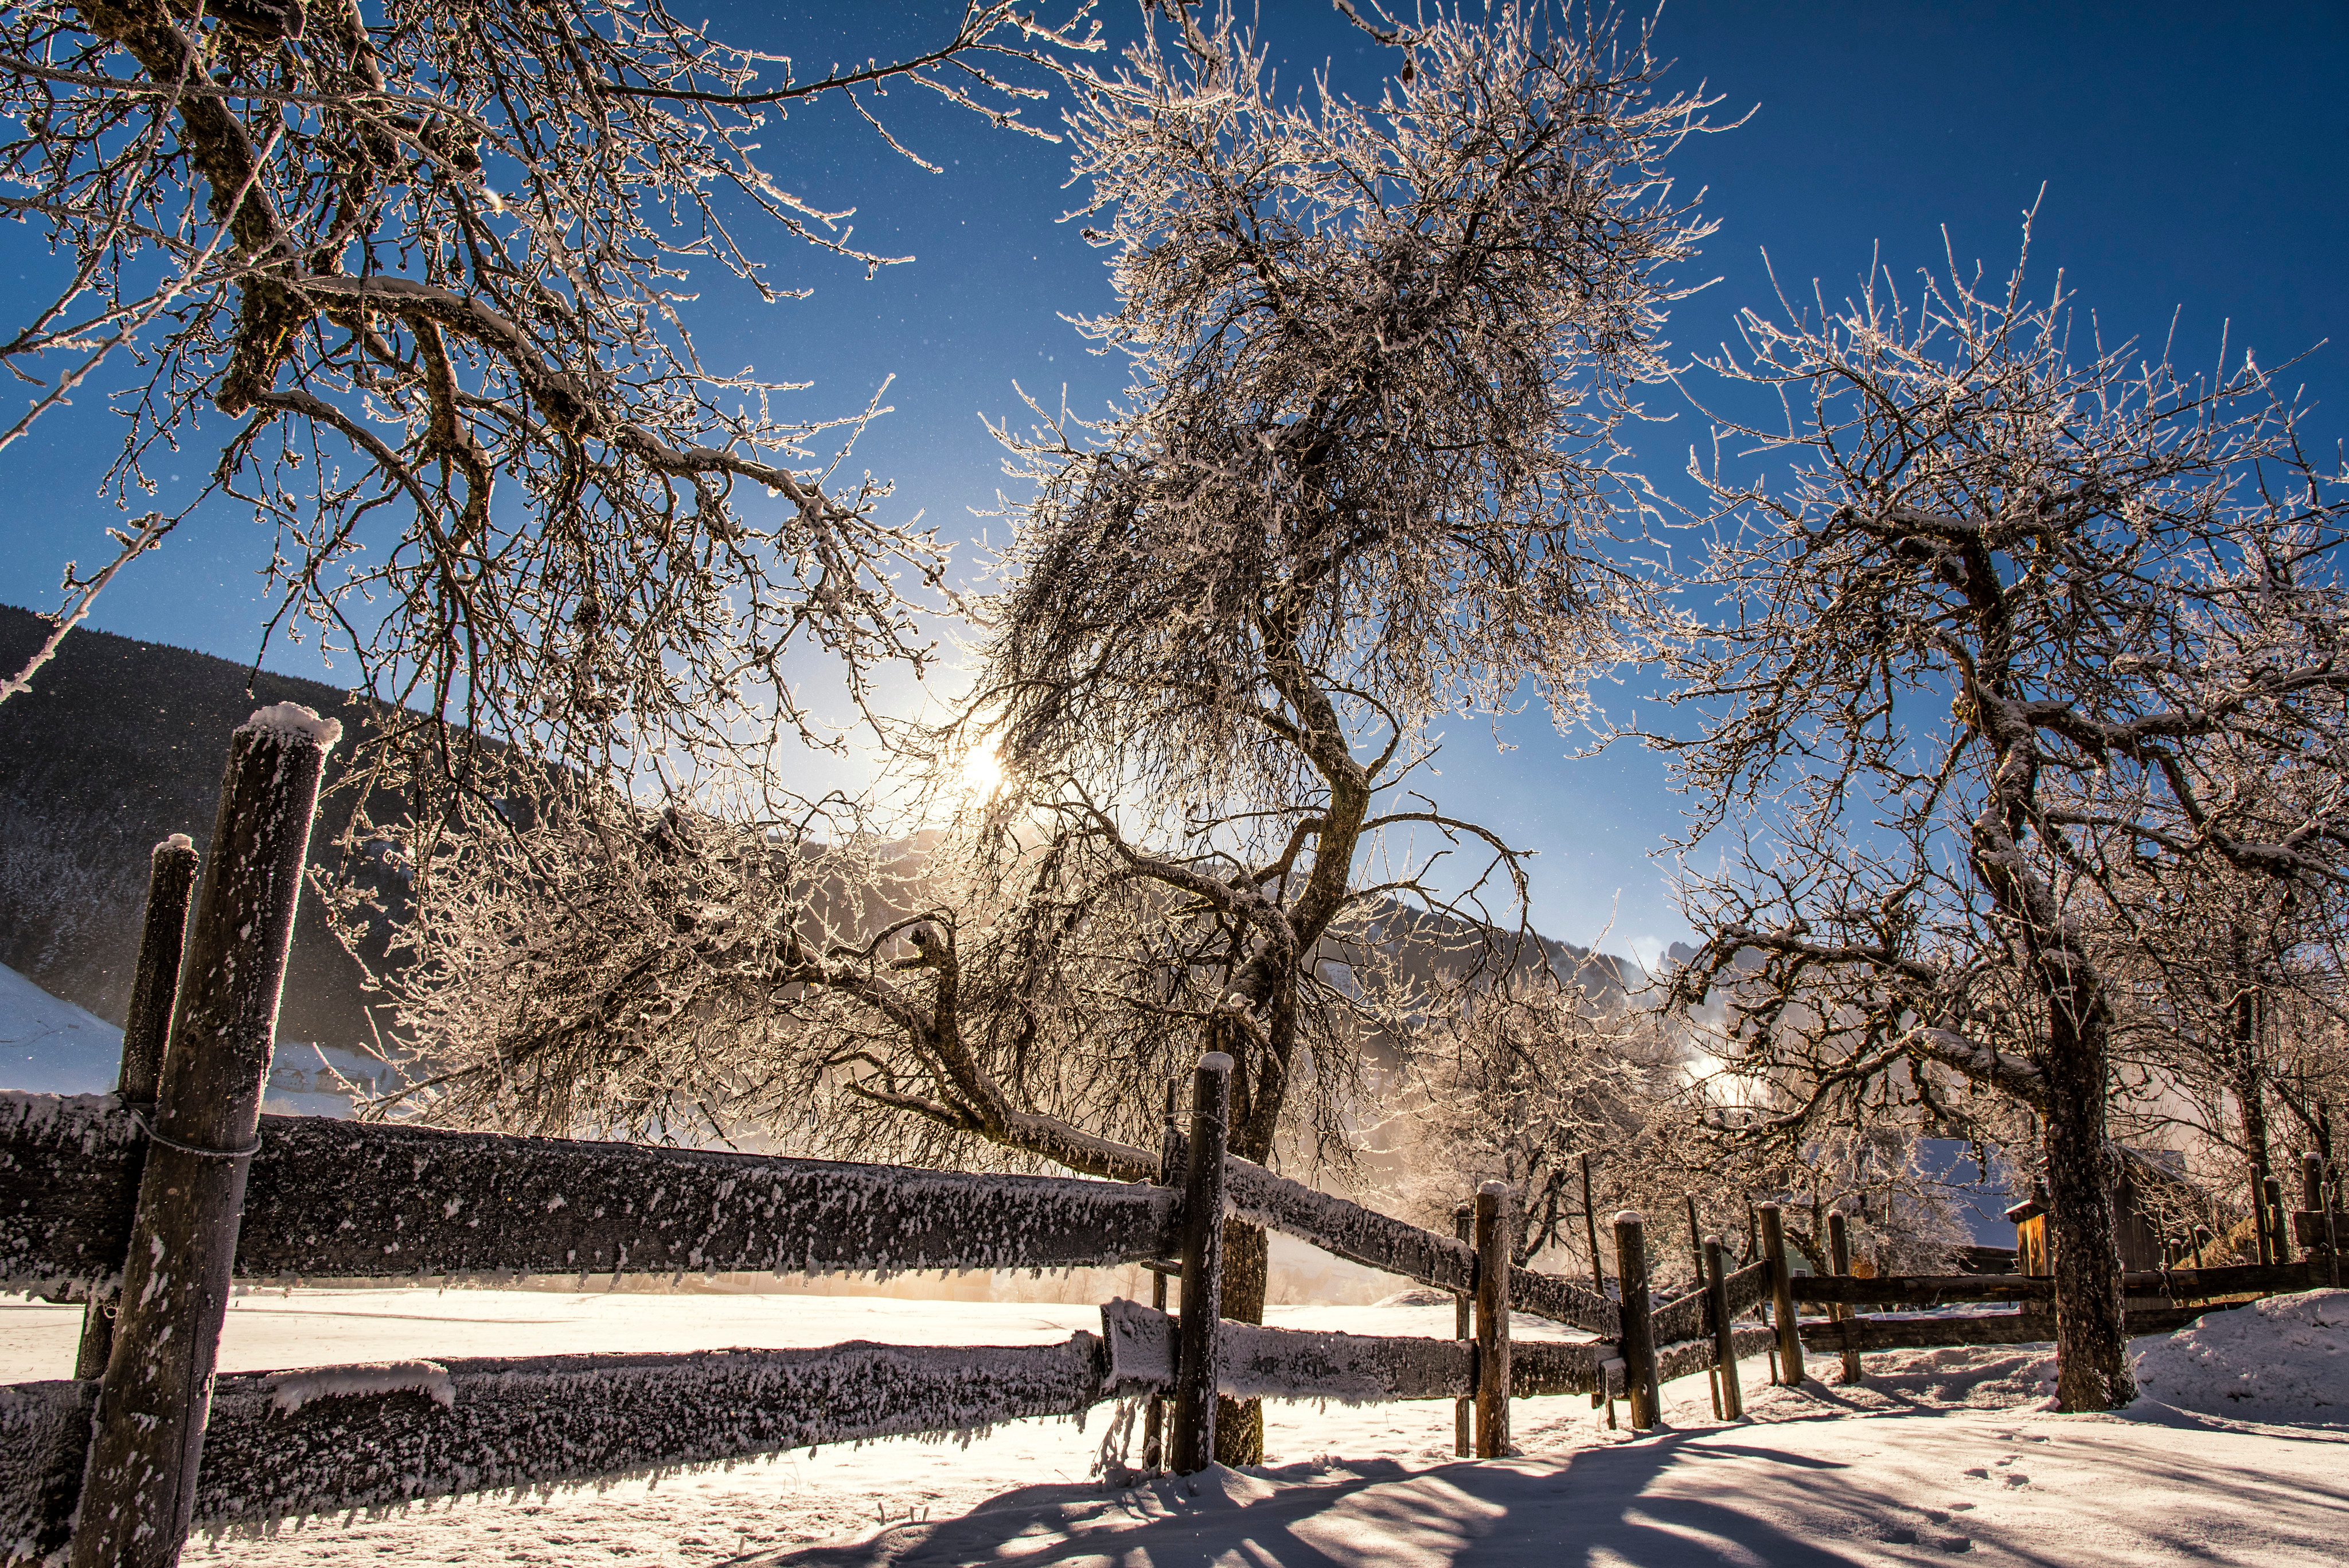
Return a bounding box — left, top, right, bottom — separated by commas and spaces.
2130, 1288, 2348, 1426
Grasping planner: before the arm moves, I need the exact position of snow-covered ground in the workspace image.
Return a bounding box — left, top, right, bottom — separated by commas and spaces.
9, 964, 2342, 1565
4, 1288, 2343, 1566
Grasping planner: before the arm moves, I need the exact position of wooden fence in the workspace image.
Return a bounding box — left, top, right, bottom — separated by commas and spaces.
2, 708, 2338, 1564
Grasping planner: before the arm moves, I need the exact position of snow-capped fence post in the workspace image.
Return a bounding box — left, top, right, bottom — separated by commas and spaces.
1472, 1181, 1512, 1457
1827, 1211, 1863, 1386
1758, 1202, 1804, 1385
1452, 1202, 1473, 1457
1703, 1235, 1743, 1418
72, 833, 200, 1383
1169, 1050, 1231, 1475
69, 705, 339, 1568
1613, 1211, 1659, 1430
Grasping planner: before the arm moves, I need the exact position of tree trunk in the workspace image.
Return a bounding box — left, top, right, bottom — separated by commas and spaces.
2229, 930, 2275, 1263
1213, 1216, 1269, 1466
2040, 1003, 2134, 1411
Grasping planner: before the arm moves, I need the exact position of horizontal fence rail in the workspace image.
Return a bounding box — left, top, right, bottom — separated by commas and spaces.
1789, 1258, 2331, 1309
1510, 1340, 1616, 1399
1, 1093, 1183, 1294
1184, 1134, 1625, 1340
3, 1335, 1107, 1543
1718, 1259, 1773, 1318
1796, 1306, 2210, 1355
1659, 1325, 1776, 1387
1103, 1298, 1474, 1404
1218, 1146, 1478, 1297
1508, 1266, 1621, 1339
1648, 1286, 1709, 1349
1219, 1321, 1472, 1403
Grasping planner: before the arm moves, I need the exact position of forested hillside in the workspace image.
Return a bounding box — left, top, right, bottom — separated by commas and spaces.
0, 606, 388, 1054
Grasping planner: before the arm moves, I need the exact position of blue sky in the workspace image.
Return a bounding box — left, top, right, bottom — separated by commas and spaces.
3, 1, 2343, 964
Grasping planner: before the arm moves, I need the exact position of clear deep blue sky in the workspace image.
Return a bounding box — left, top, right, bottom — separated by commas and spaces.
3, 2, 2343, 965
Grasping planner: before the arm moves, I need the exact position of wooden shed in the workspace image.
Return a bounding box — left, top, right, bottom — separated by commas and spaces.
2003, 1150, 2192, 1277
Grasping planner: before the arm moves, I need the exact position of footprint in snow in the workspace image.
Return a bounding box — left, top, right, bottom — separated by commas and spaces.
2001, 1473, 2030, 1487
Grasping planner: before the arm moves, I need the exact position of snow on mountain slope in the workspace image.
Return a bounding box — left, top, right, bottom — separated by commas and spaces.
1, 959, 368, 1114
0, 959, 120, 1093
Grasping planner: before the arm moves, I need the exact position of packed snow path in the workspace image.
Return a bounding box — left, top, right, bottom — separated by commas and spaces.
7, 1289, 2344, 1565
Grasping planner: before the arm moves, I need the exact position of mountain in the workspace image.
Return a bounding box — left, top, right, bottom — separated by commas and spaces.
0, 603, 1650, 1081
0, 605, 389, 1054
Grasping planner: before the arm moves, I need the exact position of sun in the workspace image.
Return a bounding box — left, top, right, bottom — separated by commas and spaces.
955, 742, 1004, 800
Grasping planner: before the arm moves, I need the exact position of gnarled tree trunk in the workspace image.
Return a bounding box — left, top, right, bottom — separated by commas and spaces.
2038, 997, 2133, 1410
1213, 1218, 1270, 1466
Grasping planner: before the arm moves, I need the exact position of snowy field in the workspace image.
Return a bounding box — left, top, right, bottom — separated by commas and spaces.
6, 1287, 2344, 1566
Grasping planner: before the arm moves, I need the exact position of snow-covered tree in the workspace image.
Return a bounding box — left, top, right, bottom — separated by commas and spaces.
0, 0, 1092, 797
2094, 756, 2349, 1250
1654, 226, 2349, 1409
916, 0, 1713, 1460
1388, 960, 1672, 1270
372, 0, 1720, 1466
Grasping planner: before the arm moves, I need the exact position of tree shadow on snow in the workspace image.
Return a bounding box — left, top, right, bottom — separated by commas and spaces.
724, 1434, 1941, 1567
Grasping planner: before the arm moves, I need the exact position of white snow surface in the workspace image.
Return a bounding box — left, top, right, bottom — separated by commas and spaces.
4, 1288, 2345, 1565
0, 960, 374, 1115
241, 701, 344, 748
2128, 1287, 2348, 1426
268, 1359, 455, 1415
0, 963, 121, 1094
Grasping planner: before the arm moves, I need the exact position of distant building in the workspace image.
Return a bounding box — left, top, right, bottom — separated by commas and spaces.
2004, 1147, 2198, 1276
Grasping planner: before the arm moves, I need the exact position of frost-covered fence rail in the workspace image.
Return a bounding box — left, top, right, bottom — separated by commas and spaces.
0, 1093, 1184, 1294
1174, 1136, 1621, 1338
1782, 1259, 2337, 1362
1103, 1297, 1478, 1405
3, 1335, 1110, 1541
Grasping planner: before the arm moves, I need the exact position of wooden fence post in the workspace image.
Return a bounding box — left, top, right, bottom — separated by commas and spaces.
1169, 1050, 1232, 1475
2252, 1172, 2273, 1265
69, 707, 339, 1568
1453, 1202, 1473, 1458
1703, 1235, 1742, 1418
1614, 1211, 1659, 1430
1758, 1202, 1804, 1386
1473, 1182, 1512, 1457
2310, 1152, 2341, 1288
1684, 1195, 1719, 1418
2265, 1175, 2292, 1264
1141, 1079, 1181, 1472
1581, 1152, 1616, 1428
1827, 1211, 1863, 1386
73, 834, 200, 1382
